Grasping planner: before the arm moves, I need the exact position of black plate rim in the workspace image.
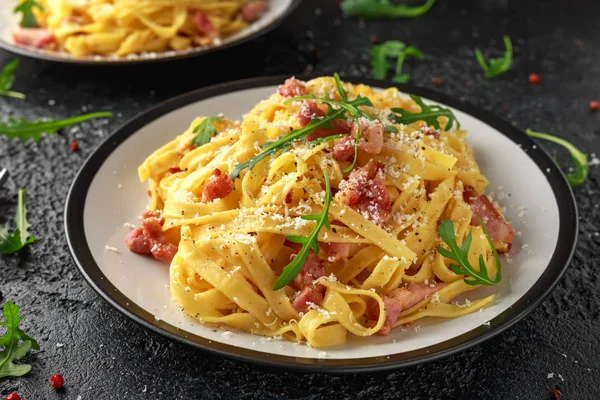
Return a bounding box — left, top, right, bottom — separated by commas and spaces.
0, 0, 301, 65
64, 74, 578, 373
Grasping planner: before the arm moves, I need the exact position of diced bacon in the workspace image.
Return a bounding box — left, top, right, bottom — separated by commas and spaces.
297, 100, 325, 126
463, 186, 514, 253
333, 137, 355, 161
321, 242, 351, 262
202, 169, 234, 202
353, 118, 384, 154
420, 123, 440, 138
278, 77, 306, 97
293, 286, 324, 313
125, 211, 178, 264
291, 252, 324, 290
192, 11, 219, 39
284, 189, 293, 204
337, 160, 392, 226
333, 119, 383, 161
125, 227, 151, 254
366, 283, 446, 336
241, 0, 267, 22
296, 100, 352, 141
12, 27, 56, 49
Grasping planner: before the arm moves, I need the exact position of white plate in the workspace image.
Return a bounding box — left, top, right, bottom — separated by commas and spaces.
65, 76, 578, 372
0, 0, 299, 64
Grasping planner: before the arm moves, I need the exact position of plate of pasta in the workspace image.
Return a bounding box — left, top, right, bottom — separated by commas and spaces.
0, 0, 299, 63
65, 75, 577, 371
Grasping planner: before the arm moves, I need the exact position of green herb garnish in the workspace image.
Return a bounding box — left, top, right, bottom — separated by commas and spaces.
231, 74, 374, 180
0, 112, 113, 142
191, 116, 223, 147
273, 172, 332, 290
309, 134, 346, 147
391, 94, 460, 131
286, 74, 374, 120
0, 60, 25, 100
0, 189, 34, 255
474, 35, 513, 79
230, 107, 347, 180
437, 220, 502, 286
0, 300, 40, 379
13, 0, 43, 28
341, 0, 436, 19
526, 129, 588, 186
384, 125, 398, 133
370, 41, 423, 83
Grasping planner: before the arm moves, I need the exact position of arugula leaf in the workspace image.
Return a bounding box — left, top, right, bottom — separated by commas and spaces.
370, 41, 423, 83
230, 108, 347, 180
437, 220, 502, 286
13, 0, 43, 28
384, 125, 398, 133
286, 74, 374, 120
526, 129, 588, 186
370, 40, 406, 79
341, 0, 436, 19
191, 116, 223, 147
393, 46, 424, 83
273, 172, 332, 290
0, 301, 39, 379
474, 35, 513, 79
0, 189, 34, 255
391, 94, 460, 131
0, 60, 25, 100
308, 134, 346, 147
0, 112, 113, 142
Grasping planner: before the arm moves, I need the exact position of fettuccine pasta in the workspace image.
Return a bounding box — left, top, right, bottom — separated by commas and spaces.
12, 0, 268, 57
125, 76, 515, 348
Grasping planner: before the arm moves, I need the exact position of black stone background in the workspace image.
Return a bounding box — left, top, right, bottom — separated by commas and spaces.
1, 1, 600, 399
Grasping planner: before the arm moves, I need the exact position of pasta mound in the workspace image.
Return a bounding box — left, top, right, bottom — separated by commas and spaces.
16, 0, 267, 57
134, 77, 512, 348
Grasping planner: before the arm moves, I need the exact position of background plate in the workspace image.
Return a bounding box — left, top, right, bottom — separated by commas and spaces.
64, 76, 578, 372
0, 0, 299, 64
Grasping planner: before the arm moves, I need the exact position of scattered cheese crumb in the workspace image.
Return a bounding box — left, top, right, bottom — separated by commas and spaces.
105, 245, 119, 253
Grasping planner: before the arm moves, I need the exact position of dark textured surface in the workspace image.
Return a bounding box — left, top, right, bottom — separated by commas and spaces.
1, 1, 600, 399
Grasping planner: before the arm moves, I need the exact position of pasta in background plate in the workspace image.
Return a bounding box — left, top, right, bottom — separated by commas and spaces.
125, 76, 515, 348
12, 0, 268, 57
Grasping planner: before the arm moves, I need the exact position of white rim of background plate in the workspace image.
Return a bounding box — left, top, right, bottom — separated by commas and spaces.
64, 75, 578, 373
0, 0, 299, 64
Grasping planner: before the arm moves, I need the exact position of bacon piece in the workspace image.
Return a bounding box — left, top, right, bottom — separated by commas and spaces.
333, 119, 384, 161
125, 228, 151, 255
420, 123, 440, 138
125, 211, 178, 264
202, 169, 234, 202
296, 100, 352, 141
287, 251, 326, 312
278, 77, 306, 97
332, 137, 355, 161
284, 189, 293, 204
291, 252, 324, 290
12, 27, 56, 49
366, 283, 446, 336
337, 160, 392, 226
293, 286, 324, 313
321, 242, 351, 262
241, 0, 267, 22
192, 11, 219, 39
463, 186, 514, 253
297, 100, 325, 126
353, 118, 384, 154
